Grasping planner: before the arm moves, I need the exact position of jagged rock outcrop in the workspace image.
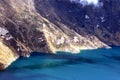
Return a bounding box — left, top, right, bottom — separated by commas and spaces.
0, 0, 118, 70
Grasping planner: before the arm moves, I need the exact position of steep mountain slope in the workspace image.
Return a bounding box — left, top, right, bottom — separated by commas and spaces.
34, 0, 120, 46
0, 0, 119, 70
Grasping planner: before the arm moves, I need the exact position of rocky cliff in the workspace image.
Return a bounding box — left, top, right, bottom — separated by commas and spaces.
0, 0, 119, 70
34, 0, 120, 46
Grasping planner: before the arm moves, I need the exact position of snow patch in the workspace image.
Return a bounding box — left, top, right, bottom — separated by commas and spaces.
70, 0, 103, 7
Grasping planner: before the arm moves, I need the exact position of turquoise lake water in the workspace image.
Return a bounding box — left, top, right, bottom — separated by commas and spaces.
0, 47, 120, 80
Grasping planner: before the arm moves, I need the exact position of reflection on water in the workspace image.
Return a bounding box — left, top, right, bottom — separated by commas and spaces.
0, 47, 120, 80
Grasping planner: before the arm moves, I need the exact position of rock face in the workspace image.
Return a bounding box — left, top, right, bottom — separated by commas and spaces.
0, 0, 119, 70
0, 0, 51, 70
0, 38, 18, 70
34, 0, 120, 46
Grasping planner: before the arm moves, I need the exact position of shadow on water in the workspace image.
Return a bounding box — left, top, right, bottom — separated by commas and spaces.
0, 47, 120, 80
104, 55, 120, 61
6, 54, 96, 71
0, 47, 119, 73
2, 47, 119, 71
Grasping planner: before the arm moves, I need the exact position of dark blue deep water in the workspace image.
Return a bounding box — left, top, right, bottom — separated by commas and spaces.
0, 47, 120, 80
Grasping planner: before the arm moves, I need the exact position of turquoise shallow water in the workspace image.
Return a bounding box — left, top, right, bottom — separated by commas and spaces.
0, 47, 120, 80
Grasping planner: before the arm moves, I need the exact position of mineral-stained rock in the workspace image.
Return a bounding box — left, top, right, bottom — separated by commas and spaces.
0, 0, 119, 70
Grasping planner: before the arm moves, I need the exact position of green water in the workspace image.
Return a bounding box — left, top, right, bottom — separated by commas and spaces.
0, 47, 120, 80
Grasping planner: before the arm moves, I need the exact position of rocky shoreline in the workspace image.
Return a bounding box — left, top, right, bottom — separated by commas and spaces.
0, 0, 119, 70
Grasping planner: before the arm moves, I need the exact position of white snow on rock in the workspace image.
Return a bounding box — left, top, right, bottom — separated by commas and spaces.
70, 0, 103, 7
73, 36, 79, 43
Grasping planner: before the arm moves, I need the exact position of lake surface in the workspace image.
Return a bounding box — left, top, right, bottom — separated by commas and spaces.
0, 47, 120, 80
